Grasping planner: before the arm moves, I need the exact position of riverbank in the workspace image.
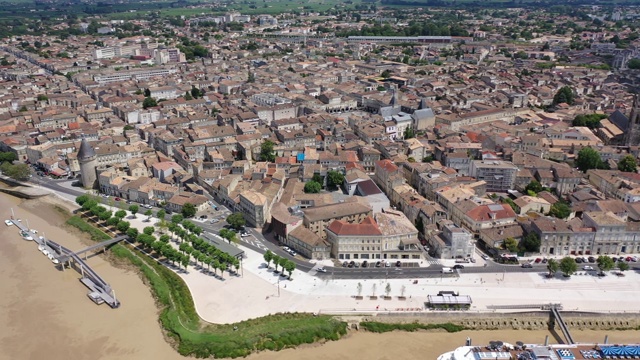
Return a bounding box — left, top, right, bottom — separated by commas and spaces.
0, 194, 184, 360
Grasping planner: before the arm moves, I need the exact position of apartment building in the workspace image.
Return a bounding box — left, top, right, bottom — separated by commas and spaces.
469, 160, 518, 192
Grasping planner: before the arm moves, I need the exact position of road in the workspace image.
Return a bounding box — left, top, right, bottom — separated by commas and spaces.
27, 176, 639, 279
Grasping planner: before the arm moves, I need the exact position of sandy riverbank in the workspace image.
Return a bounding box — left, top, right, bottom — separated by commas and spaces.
0, 194, 183, 360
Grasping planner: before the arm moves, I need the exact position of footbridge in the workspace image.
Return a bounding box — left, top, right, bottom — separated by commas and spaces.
550, 305, 575, 344
56, 235, 128, 263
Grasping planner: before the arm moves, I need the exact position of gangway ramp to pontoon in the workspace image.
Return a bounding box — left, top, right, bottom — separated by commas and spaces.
550, 305, 575, 345
56, 235, 129, 263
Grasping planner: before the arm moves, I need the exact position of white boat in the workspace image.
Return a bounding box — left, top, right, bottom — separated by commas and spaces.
38, 245, 44, 251
4, 219, 13, 226
20, 231, 34, 241
51, 258, 59, 264
42, 249, 49, 256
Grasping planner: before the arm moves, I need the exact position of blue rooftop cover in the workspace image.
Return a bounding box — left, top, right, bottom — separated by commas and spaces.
297, 154, 305, 161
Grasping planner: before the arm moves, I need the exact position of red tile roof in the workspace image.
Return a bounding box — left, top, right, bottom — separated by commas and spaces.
327, 216, 382, 236
467, 204, 516, 222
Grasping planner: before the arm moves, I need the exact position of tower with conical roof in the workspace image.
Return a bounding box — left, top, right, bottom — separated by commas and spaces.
77, 138, 98, 189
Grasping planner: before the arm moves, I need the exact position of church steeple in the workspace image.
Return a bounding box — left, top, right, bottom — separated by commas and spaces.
389, 87, 398, 107
419, 98, 428, 110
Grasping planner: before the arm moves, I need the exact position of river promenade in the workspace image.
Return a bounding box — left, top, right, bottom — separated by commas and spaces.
99, 205, 640, 324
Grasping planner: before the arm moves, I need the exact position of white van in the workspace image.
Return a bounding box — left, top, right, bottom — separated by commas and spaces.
441, 267, 454, 274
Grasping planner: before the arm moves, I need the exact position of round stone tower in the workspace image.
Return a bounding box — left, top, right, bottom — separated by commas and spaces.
77, 138, 98, 189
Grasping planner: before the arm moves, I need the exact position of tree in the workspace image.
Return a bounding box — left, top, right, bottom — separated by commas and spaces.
326, 170, 345, 190
116, 221, 130, 233
75, 195, 90, 206
381, 69, 392, 78
126, 227, 138, 238
304, 181, 322, 194
272, 254, 281, 272
181, 203, 196, 218
385, 283, 391, 297
142, 97, 157, 109
129, 204, 139, 218
226, 212, 246, 230
618, 261, 630, 272
503, 237, 519, 252
219, 228, 237, 244
191, 86, 202, 99
577, 147, 606, 173
572, 113, 607, 129
0, 151, 15, 163
98, 210, 112, 222
103, 215, 116, 226
171, 214, 184, 224
284, 259, 295, 279
559, 256, 578, 277
260, 140, 276, 162
278, 257, 287, 275
4, 163, 30, 181
157, 209, 166, 220
525, 180, 543, 194
520, 233, 541, 253
618, 155, 637, 173
184, 91, 193, 101
37, 94, 48, 101
403, 127, 415, 139
143, 226, 155, 236
547, 258, 559, 277
114, 210, 127, 220
628, 59, 640, 70
264, 250, 273, 268
552, 86, 575, 106
596, 255, 615, 273
548, 202, 571, 219
144, 209, 153, 220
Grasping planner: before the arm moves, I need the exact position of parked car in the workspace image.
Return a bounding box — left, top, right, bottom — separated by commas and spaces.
521, 263, 533, 268
583, 265, 595, 271
348, 261, 355, 268
143, 204, 153, 209
395, 260, 402, 267
342, 261, 348, 267
241, 232, 250, 237
534, 258, 542, 263
282, 246, 290, 252
114, 197, 121, 201
588, 256, 596, 263
375, 261, 381, 268
317, 267, 327, 273
354, 262, 360, 268
542, 258, 548, 264
361, 260, 368, 268
453, 264, 465, 270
